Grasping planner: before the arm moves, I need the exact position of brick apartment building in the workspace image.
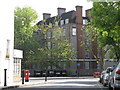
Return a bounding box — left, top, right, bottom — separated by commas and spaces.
35, 6, 99, 76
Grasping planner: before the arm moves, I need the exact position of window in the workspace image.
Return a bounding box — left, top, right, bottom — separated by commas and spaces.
83, 19, 87, 25
63, 29, 66, 36
60, 20, 64, 26
65, 19, 69, 24
13, 58, 21, 76
72, 28, 76, 35
85, 62, 89, 69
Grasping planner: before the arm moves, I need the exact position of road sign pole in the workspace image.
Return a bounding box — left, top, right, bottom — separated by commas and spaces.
77, 63, 80, 77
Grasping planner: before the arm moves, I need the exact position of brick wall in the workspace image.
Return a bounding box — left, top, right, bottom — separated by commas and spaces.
75, 6, 83, 59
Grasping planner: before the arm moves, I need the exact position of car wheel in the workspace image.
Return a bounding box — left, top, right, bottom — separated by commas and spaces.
108, 81, 113, 90
113, 87, 119, 90
103, 83, 107, 87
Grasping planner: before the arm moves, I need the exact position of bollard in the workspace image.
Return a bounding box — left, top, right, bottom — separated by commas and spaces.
45, 70, 47, 82
22, 69, 24, 84
4, 69, 7, 86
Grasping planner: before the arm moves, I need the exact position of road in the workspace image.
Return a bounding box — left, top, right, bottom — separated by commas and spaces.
19, 77, 109, 90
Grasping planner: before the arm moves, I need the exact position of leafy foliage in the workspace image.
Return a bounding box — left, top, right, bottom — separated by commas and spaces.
91, 2, 120, 61
26, 23, 77, 69
14, 7, 38, 49
14, 7, 76, 69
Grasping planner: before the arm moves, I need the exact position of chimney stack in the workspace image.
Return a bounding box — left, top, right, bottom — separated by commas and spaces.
75, 6, 83, 59
43, 13, 51, 20
57, 7, 66, 17
76, 6, 82, 23
85, 9, 92, 20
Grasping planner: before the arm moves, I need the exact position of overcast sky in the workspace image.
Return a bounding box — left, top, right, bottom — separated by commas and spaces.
14, 0, 93, 20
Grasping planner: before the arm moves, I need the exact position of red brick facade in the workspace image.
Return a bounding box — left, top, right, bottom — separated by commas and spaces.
75, 6, 84, 59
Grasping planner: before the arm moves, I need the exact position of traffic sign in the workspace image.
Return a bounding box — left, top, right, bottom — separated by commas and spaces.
77, 63, 80, 66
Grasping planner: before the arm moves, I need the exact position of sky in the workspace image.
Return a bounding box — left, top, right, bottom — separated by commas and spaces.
14, 0, 93, 21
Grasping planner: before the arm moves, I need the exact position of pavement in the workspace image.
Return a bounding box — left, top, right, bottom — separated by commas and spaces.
0, 76, 94, 89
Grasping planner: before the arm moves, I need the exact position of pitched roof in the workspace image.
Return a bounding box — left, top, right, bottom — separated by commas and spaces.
37, 10, 89, 25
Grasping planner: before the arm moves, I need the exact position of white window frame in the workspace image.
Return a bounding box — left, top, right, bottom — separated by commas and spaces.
65, 19, 69, 24
83, 19, 87, 25
72, 28, 76, 35
60, 20, 64, 26
13, 58, 21, 76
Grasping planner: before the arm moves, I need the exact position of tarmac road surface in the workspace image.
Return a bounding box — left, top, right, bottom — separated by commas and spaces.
18, 77, 109, 90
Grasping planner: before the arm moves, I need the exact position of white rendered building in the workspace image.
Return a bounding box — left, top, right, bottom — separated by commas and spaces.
0, 1, 14, 85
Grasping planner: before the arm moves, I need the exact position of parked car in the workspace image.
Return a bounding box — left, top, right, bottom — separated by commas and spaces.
93, 72, 101, 78
99, 70, 106, 83
108, 63, 120, 90
54, 70, 61, 76
34, 69, 67, 77
102, 67, 115, 87
61, 70, 67, 76
42, 70, 48, 77
48, 70, 54, 77
34, 70, 42, 77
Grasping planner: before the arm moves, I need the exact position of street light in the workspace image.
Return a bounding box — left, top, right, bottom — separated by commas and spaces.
22, 58, 25, 84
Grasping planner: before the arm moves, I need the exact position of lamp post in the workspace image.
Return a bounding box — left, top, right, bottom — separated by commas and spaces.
21, 58, 25, 84
22, 69, 24, 84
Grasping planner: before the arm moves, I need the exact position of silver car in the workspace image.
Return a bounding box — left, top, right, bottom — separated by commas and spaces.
102, 67, 114, 87
99, 70, 106, 83
108, 63, 120, 90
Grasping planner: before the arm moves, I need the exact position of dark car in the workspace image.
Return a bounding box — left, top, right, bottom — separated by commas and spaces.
41, 70, 48, 77
61, 70, 67, 76
34, 70, 42, 77
48, 70, 54, 77
54, 70, 61, 77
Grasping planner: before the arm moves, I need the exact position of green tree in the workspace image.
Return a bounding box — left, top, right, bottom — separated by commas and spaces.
91, 2, 120, 62
14, 7, 76, 70
26, 23, 76, 70
14, 7, 39, 69
14, 7, 38, 49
